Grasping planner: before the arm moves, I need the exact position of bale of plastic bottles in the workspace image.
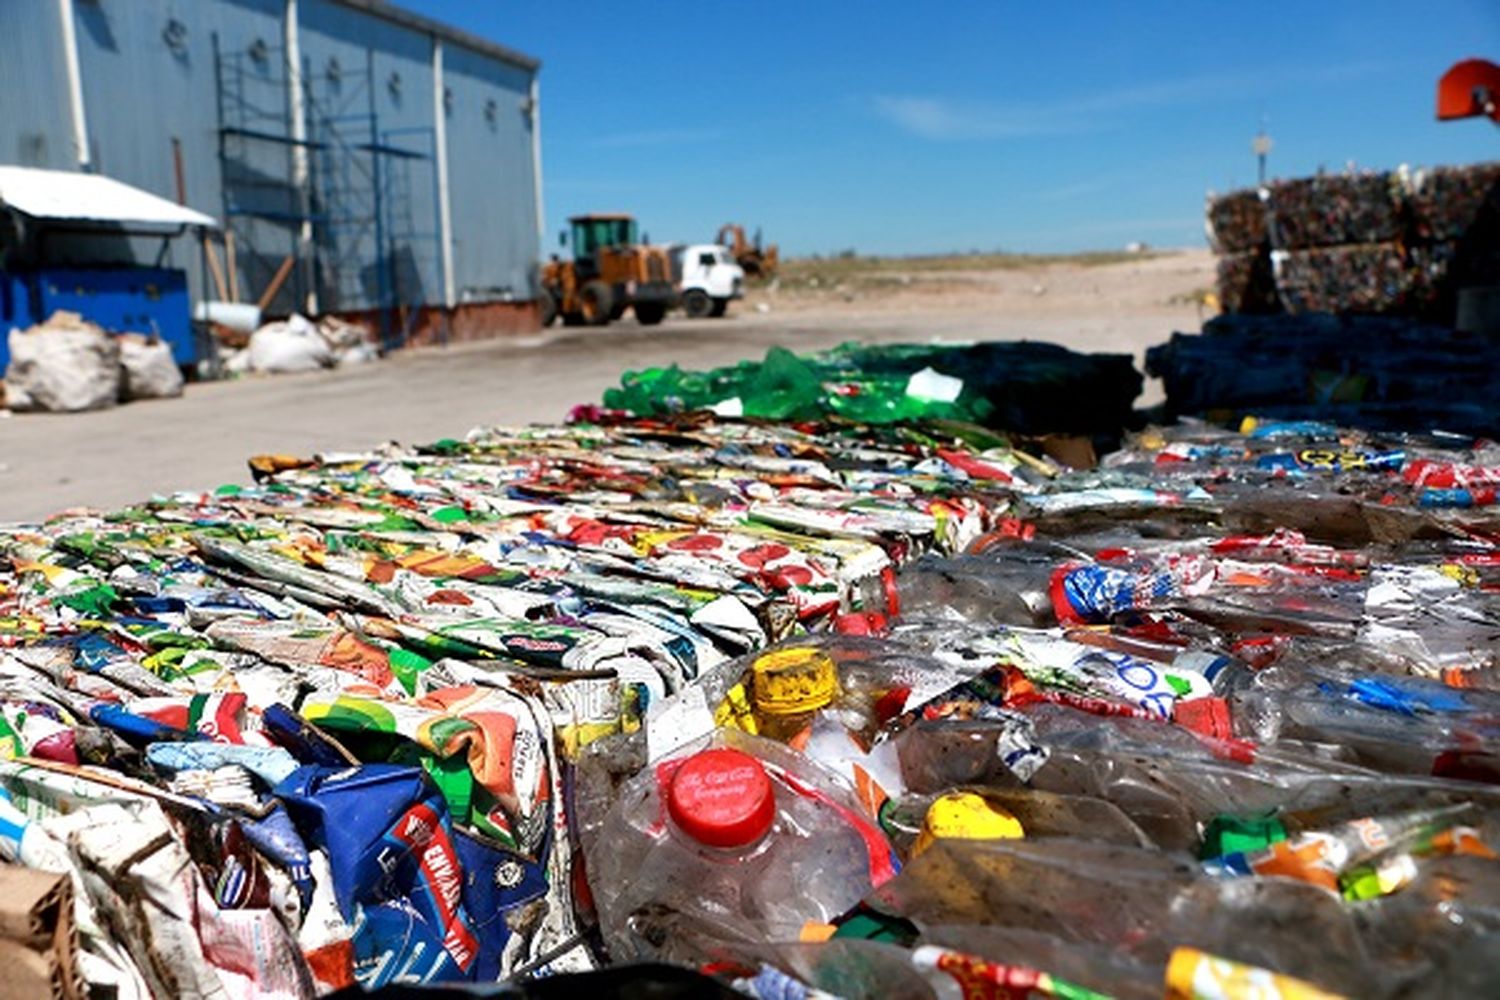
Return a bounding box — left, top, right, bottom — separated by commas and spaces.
1270, 242, 1413, 314
1405, 161, 1500, 241
1215, 249, 1279, 314
3, 346, 1500, 998
1264, 173, 1404, 250
1147, 312, 1500, 436
1204, 161, 1500, 324
1205, 188, 1268, 254
1405, 240, 1461, 315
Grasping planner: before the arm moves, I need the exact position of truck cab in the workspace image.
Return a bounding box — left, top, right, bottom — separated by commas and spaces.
670, 243, 745, 318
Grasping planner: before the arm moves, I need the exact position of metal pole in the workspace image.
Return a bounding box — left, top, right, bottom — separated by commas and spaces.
212, 33, 231, 315
197, 228, 213, 374
1252, 127, 1272, 189
172, 138, 187, 204
284, 0, 317, 314
421, 127, 448, 345
530, 77, 545, 248
57, 0, 91, 170
432, 37, 456, 311
370, 48, 391, 351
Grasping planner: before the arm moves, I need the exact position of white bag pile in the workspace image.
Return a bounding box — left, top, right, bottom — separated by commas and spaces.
118, 334, 185, 401
3, 311, 122, 412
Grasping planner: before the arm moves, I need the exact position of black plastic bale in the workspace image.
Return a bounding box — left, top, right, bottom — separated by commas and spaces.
1146, 314, 1500, 437
838, 341, 1143, 446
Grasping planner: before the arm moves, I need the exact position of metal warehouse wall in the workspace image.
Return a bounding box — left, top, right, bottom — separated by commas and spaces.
0, 0, 540, 320
444, 43, 540, 302
0, 4, 74, 171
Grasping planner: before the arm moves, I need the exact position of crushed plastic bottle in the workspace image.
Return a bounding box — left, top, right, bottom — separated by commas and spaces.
586, 729, 899, 963
1, 358, 1500, 998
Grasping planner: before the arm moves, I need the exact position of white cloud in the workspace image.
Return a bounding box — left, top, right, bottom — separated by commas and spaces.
871, 96, 1087, 140
873, 61, 1385, 141
1035, 176, 1117, 202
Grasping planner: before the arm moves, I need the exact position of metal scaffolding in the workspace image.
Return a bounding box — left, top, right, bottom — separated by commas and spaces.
212, 33, 437, 343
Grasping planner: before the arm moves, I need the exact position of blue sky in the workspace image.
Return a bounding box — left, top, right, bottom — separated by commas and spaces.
411, 2, 1498, 256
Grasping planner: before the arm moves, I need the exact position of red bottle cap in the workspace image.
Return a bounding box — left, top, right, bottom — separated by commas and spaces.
667, 748, 775, 849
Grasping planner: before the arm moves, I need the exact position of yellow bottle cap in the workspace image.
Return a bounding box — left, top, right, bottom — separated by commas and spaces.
751, 647, 838, 716
912, 792, 1024, 857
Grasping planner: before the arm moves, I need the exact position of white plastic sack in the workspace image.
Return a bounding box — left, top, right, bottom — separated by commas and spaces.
333, 341, 379, 367
905, 366, 964, 403
118, 335, 184, 400
3, 311, 121, 412
317, 315, 372, 352
245, 314, 333, 374
220, 348, 252, 376
321, 316, 379, 367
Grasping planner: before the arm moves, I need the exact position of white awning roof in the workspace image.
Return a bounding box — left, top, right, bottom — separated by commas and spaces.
0, 165, 217, 230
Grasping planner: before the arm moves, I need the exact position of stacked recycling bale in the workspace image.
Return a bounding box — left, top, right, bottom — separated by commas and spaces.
1405, 162, 1500, 241
1205, 189, 1278, 313
1265, 172, 1404, 248
1270, 241, 1413, 314
1264, 172, 1413, 315
1174, 163, 1500, 431
1205, 162, 1500, 320
1403, 162, 1500, 314
1405, 240, 1461, 314
1213, 249, 1279, 313
1205, 188, 1266, 253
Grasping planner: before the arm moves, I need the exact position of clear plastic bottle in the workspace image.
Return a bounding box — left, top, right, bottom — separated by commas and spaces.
656, 636, 981, 819
896, 543, 1078, 628
586, 729, 900, 963
1230, 664, 1500, 776
879, 786, 1154, 856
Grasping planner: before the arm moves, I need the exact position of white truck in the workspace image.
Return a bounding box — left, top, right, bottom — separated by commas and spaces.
669, 243, 745, 318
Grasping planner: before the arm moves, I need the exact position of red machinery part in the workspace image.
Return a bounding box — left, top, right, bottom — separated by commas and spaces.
1437, 59, 1500, 122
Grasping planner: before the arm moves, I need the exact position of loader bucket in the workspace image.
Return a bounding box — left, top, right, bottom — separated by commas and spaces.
1437, 58, 1500, 122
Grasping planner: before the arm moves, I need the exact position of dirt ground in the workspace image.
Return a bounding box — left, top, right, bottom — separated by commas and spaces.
1, 248, 1214, 523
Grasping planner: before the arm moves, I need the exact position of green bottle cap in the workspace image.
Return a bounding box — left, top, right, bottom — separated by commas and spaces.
1200, 813, 1287, 860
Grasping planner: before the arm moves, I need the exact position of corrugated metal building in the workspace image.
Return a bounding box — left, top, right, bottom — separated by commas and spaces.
0, 0, 543, 341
